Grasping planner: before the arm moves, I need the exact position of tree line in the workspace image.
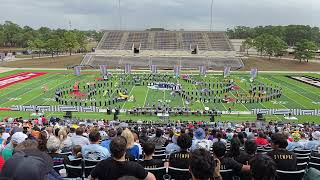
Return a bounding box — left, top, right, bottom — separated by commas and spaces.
0, 21, 104, 57
227, 25, 319, 62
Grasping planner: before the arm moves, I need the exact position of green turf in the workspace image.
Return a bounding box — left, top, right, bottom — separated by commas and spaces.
0, 70, 319, 122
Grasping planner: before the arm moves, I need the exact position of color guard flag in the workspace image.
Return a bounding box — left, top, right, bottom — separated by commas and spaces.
124, 64, 131, 74
250, 68, 258, 79
150, 64, 157, 74
74, 66, 81, 76
174, 65, 181, 77
199, 66, 206, 75
99, 65, 107, 76
223, 66, 231, 77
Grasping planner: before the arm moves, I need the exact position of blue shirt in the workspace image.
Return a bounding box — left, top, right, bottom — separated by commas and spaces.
305, 140, 320, 150
101, 140, 111, 152
82, 144, 110, 160
286, 141, 303, 151
127, 145, 140, 160
165, 143, 181, 154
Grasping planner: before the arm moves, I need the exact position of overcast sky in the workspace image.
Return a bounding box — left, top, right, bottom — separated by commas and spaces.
1, 0, 320, 31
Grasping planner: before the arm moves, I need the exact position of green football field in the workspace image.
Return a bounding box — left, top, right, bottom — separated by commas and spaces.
0, 69, 319, 123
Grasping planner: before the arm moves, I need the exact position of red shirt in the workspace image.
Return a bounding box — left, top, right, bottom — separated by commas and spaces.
0, 156, 5, 171
255, 137, 269, 145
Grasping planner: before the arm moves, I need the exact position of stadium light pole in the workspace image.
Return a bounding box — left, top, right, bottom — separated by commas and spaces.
210, 0, 213, 31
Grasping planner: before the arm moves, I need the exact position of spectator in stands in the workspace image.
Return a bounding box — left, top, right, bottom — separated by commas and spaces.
121, 128, 140, 160
90, 136, 156, 180
169, 133, 192, 169
101, 129, 117, 151
71, 127, 90, 146
225, 138, 241, 159
68, 145, 82, 160
191, 128, 212, 151
147, 128, 166, 149
37, 131, 48, 152
165, 133, 181, 154
189, 149, 217, 180
212, 132, 227, 144
286, 132, 303, 151
250, 154, 277, 180
267, 133, 297, 170
237, 132, 246, 147
212, 142, 250, 172
47, 136, 68, 167
133, 132, 143, 156
236, 140, 257, 165
255, 132, 269, 146
82, 130, 110, 160
305, 131, 320, 150
139, 142, 163, 168
298, 133, 309, 147
2, 132, 27, 160
58, 129, 72, 153
208, 129, 217, 141
139, 128, 149, 145
1, 139, 62, 180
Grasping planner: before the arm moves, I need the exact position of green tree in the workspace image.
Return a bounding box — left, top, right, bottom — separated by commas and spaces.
27, 40, 36, 59
274, 37, 288, 57
294, 39, 318, 62
0, 30, 4, 46
45, 38, 57, 58
242, 38, 254, 55
2, 21, 21, 47
64, 31, 79, 56
253, 34, 267, 56
33, 38, 45, 58
74, 30, 87, 51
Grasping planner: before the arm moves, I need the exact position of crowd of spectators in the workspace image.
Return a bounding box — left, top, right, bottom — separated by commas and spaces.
0, 116, 319, 180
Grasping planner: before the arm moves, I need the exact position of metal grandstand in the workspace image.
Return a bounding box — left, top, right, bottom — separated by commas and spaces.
82, 30, 243, 69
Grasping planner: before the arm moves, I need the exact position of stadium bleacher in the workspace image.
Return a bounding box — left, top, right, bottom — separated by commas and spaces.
83, 30, 242, 69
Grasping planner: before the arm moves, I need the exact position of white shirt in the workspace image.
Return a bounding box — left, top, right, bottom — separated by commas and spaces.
71, 135, 90, 146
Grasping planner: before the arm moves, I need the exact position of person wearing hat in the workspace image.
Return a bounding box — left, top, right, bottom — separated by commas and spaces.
286, 132, 303, 151
1, 132, 27, 160
305, 131, 320, 150
191, 128, 212, 151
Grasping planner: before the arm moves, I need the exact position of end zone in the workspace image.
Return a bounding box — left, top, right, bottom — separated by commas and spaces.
0, 72, 47, 89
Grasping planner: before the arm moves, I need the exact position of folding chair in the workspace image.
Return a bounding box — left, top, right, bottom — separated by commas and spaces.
220, 169, 235, 180
145, 167, 167, 180
276, 169, 305, 180
168, 167, 191, 180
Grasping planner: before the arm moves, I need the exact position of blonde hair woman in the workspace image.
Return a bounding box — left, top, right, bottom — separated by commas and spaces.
58, 129, 72, 153
121, 128, 140, 160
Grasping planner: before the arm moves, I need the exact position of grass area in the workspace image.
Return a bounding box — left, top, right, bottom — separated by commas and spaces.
0, 69, 319, 122
0, 55, 83, 68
